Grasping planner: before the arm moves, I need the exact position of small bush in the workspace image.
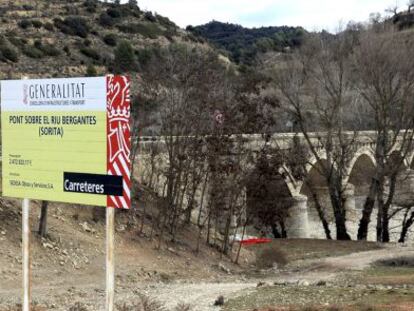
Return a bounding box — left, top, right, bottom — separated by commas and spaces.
22, 46, 44, 58
86, 64, 97, 76
22, 4, 34, 11
99, 13, 115, 27
114, 40, 136, 72
103, 33, 117, 46
256, 245, 288, 269
117, 23, 163, 39
144, 11, 156, 22
40, 44, 61, 57
18, 19, 32, 29
0, 45, 19, 62
65, 5, 79, 15
69, 302, 89, 311
80, 47, 100, 60
55, 16, 90, 38
107, 8, 121, 18
7, 36, 26, 48
175, 304, 192, 311
375, 256, 414, 267
116, 295, 164, 311
156, 15, 176, 30
44, 22, 54, 31
136, 48, 154, 66
33, 40, 60, 57
83, 0, 97, 13
31, 20, 43, 29
63, 45, 70, 55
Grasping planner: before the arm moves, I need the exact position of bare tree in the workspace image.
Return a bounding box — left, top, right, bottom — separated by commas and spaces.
139, 44, 233, 248
353, 27, 414, 242
272, 31, 360, 240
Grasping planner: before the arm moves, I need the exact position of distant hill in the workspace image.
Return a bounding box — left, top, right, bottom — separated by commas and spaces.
187, 21, 307, 65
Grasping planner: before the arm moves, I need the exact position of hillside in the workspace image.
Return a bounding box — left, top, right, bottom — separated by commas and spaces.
187, 21, 306, 65
0, 0, 198, 80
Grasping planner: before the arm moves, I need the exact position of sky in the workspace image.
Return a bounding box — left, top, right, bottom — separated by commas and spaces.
132, 0, 404, 31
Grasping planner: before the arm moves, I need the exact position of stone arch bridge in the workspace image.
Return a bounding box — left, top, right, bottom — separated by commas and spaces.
137, 131, 414, 242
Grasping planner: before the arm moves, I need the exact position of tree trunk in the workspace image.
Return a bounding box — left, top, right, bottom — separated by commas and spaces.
376, 181, 384, 242
308, 184, 332, 240
382, 204, 390, 243
38, 201, 49, 238
334, 211, 351, 240
280, 220, 287, 238
357, 179, 377, 240
399, 211, 414, 243
329, 190, 351, 240
381, 174, 397, 243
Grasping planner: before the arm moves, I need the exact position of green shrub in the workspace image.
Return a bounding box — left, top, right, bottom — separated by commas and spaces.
144, 11, 156, 22
55, 16, 90, 38
114, 40, 136, 72
63, 45, 70, 55
99, 13, 115, 27
136, 48, 153, 66
44, 22, 54, 31
22, 4, 34, 11
103, 33, 117, 46
80, 47, 100, 60
22, 46, 44, 58
117, 23, 163, 39
157, 15, 177, 30
107, 8, 121, 18
0, 45, 19, 62
40, 44, 61, 57
18, 19, 32, 29
86, 64, 97, 76
7, 36, 26, 48
31, 20, 43, 29
83, 0, 97, 13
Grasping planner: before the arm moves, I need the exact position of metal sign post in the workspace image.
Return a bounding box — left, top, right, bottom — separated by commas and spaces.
22, 198, 31, 311
106, 207, 115, 311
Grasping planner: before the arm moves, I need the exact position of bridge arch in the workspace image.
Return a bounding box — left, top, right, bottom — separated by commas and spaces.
344, 148, 376, 186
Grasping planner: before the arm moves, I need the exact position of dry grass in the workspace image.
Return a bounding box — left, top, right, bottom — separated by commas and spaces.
223, 285, 414, 311
256, 245, 288, 269
116, 295, 165, 311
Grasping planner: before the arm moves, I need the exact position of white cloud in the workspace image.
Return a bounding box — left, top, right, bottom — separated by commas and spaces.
129, 0, 404, 30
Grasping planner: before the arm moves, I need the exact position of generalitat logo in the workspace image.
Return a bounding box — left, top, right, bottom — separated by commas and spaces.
23, 84, 28, 105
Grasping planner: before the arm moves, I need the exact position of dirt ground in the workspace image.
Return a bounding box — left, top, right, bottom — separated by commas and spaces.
1, 198, 414, 311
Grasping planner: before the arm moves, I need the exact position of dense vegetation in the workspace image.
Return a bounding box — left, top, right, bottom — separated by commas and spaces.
0, 0, 193, 79
187, 21, 306, 65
